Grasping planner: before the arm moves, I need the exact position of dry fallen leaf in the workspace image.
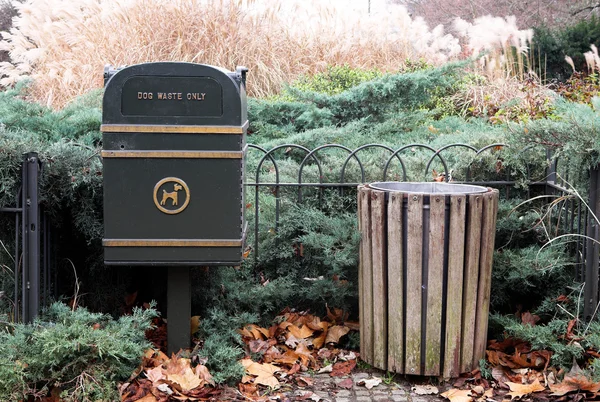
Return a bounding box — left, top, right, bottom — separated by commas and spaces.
337, 378, 353, 389
241, 358, 281, 388
549, 373, 600, 396
280, 321, 314, 339
318, 364, 333, 374
190, 315, 201, 335
506, 379, 545, 400
324, 325, 350, 344
412, 385, 439, 395
134, 394, 158, 402
145, 366, 164, 385
330, 359, 356, 377
167, 368, 202, 392
441, 388, 472, 402
358, 377, 382, 390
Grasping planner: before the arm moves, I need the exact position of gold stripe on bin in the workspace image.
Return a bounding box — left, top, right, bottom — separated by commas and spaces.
103, 239, 243, 247
101, 150, 242, 159
100, 122, 248, 134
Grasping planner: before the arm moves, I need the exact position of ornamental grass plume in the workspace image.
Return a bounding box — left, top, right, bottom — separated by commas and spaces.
454, 15, 534, 80
0, 0, 461, 109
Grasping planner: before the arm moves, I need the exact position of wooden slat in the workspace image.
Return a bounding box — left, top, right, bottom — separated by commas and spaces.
357, 186, 365, 359
387, 191, 404, 372
444, 195, 466, 378
460, 194, 483, 373
473, 190, 499, 365
425, 195, 445, 375
371, 190, 388, 370
360, 187, 374, 364
405, 194, 423, 375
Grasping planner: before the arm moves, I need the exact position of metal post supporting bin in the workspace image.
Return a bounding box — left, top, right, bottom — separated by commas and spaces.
357, 182, 499, 377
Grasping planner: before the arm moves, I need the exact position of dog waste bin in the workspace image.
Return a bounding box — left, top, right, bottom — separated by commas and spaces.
357, 182, 499, 377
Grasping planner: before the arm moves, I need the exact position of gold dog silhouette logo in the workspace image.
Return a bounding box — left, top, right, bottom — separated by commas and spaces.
153, 177, 190, 215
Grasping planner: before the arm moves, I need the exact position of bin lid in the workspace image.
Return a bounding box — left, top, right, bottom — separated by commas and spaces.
368, 182, 489, 195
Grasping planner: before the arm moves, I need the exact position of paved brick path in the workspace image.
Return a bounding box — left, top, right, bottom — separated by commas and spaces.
285, 372, 441, 402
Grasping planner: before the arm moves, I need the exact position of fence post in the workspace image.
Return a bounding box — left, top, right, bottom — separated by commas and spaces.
584, 164, 600, 320
22, 152, 41, 323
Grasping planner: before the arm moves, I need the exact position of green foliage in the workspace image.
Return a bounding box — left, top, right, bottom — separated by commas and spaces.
491, 246, 574, 314
532, 17, 600, 81
0, 302, 157, 401
555, 72, 600, 104
489, 314, 583, 368
0, 84, 102, 144
511, 99, 600, 182
248, 62, 466, 138
290, 65, 382, 96
194, 307, 256, 384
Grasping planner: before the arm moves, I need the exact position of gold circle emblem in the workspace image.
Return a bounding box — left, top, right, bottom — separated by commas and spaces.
153, 177, 190, 215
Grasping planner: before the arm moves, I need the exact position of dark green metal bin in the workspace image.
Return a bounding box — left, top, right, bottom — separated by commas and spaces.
102, 62, 247, 266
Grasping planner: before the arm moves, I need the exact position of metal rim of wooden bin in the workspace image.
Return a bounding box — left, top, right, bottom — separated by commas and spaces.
357, 183, 499, 378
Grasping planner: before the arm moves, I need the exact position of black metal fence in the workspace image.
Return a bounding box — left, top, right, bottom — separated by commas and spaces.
0, 152, 54, 323
1, 144, 599, 321
246, 143, 600, 319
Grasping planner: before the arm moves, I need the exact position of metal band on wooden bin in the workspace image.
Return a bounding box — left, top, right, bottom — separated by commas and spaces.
103, 239, 243, 247
101, 151, 243, 159
100, 121, 248, 134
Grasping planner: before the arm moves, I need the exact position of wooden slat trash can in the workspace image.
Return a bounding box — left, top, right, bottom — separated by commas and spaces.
357, 182, 499, 377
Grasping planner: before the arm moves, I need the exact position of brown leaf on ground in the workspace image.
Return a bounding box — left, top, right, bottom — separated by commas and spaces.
331, 359, 356, 377
326, 305, 349, 324
241, 358, 281, 388
280, 321, 315, 339
490, 366, 516, 389
296, 376, 314, 387
312, 329, 328, 349
521, 311, 540, 326
549, 374, 600, 396
358, 377, 382, 390
167, 368, 201, 392
190, 315, 201, 335
133, 395, 158, 402
275, 350, 302, 366
412, 385, 439, 395
145, 366, 165, 385
249, 339, 275, 354
324, 325, 350, 345
287, 363, 301, 375
239, 324, 270, 340
506, 379, 545, 399
337, 378, 353, 389
194, 364, 215, 386
294, 342, 316, 367
441, 388, 472, 402
238, 382, 259, 397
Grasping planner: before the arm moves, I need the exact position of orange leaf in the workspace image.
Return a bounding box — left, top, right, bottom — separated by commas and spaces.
324, 325, 350, 344
440, 388, 472, 402
241, 358, 281, 388
135, 395, 158, 402
190, 316, 201, 335
549, 374, 600, 396
280, 322, 314, 339
506, 379, 545, 399
331, 359, 356, 377
294, 342, 315, 367
274, 350, 301, 366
